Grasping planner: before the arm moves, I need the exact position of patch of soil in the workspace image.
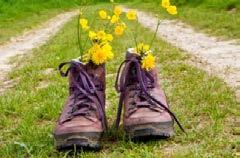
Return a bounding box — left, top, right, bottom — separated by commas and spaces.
0, 11, 78, 93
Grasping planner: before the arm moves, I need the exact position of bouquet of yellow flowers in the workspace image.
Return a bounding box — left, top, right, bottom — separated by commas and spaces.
77, 5, 128, 65
77, 0, 177, 71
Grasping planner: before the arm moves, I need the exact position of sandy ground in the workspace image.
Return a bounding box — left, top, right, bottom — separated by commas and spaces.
122, 7, 240, 101
0, 11, 78, 93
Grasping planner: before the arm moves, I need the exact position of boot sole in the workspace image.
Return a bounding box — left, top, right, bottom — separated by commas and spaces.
124, 121, 174, 141
54, 132, 102, 150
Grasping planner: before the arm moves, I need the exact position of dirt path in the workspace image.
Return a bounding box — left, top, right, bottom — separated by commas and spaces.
0, 11, 78, 92
122, 7, 240, 101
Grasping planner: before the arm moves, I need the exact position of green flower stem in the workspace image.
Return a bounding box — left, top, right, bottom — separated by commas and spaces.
105, 17, 112, 32
83, 15, 96, 49
77, 13, 83, 60
133, 17, 139, 52
150, 18, 161, 49
125, 21, 138, 53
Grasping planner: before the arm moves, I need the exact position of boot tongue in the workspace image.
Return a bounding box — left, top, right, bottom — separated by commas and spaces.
125, 48, 141, 61
70, 61, 105, 91
85, 62, 105, 90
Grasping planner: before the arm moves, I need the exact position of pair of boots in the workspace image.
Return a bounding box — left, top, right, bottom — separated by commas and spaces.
54, 50, 184, 150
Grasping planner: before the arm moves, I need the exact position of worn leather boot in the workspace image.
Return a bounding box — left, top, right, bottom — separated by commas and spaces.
54, 60, 107, 150
115, 49, 184, 140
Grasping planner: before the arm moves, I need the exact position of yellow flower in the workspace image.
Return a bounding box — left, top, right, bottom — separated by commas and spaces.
97, 31, 106, 40
141, 53, 156, 71
126, 10, 137, 20
120, 22, 127, 29
114, 6, 122, 16
114, 25, 124, 36
102, 43, 114, 60
143, 44, 150, 51
136, 43, 150, 53
106, 50, 114, 60
91, 44, 107, 65
136, 43, 144, 53
106, 34, 113, 42
99, 10, 107, 19
111, 15, 119, 24
82, 51, 91, 63
162, 0, 170, 9
102, 43, 112, 51
89, 31, 97, 39
80, 18, 89, 30
167, 5, 177, 15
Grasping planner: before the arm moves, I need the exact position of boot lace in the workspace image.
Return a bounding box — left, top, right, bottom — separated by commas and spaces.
58, 61, 107, 130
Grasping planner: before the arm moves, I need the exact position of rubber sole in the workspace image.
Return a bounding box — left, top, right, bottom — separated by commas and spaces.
124, 121, 174, 141
54, 132, 102, 151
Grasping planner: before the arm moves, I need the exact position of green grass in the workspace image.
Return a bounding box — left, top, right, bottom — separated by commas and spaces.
0, 0, 111, 44
0, 0, 78, 44
0, 4, 239, 157
120, 0, 240, 9
125, 0, 240, 40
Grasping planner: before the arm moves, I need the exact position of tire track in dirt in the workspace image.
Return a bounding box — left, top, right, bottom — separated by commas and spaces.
0, 11, 78, 93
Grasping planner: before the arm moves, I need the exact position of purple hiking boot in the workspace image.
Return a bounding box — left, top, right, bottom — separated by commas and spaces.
115, 49, 184, 140
54, 60, 107, 150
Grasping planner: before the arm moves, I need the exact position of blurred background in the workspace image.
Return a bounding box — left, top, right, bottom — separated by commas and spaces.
1, 0, 240, 10
1, 0, 239, 45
